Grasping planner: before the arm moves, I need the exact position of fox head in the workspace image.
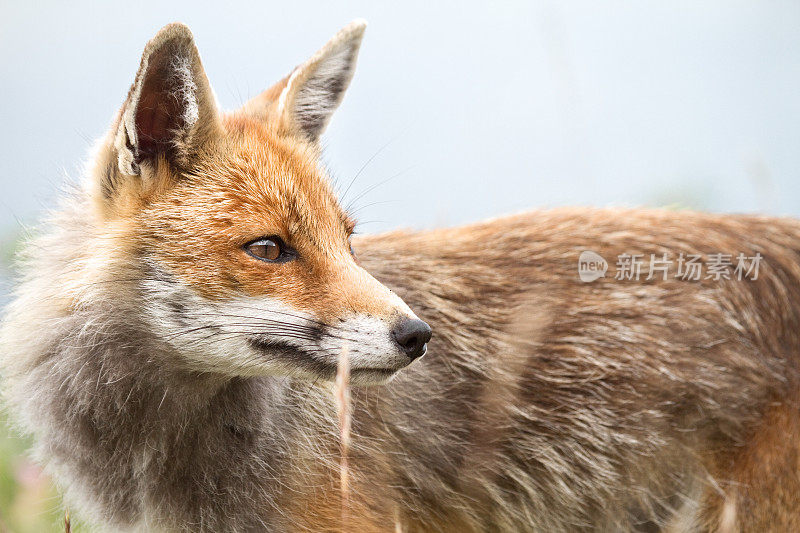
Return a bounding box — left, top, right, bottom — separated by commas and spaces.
89, 21, 430, 385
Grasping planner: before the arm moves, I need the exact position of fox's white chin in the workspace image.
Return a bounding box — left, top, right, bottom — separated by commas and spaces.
348, 366, 405, 386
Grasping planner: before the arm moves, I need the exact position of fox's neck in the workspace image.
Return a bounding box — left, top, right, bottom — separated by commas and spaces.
24, 310, 305, 530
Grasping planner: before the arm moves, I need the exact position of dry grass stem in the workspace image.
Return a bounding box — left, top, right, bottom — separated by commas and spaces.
334, 345, 352, 528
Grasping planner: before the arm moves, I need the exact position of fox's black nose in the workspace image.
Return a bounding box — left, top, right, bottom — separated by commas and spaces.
392, 318, 432, 361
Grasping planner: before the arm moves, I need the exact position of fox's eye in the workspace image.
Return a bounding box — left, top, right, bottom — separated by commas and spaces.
244, 237, 292, 262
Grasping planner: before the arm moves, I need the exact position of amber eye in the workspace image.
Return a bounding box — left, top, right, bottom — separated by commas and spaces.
244, 237, 292, 263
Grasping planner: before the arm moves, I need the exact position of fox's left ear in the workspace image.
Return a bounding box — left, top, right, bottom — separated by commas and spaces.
113, 23, 221, 177
244, 20, 366, 142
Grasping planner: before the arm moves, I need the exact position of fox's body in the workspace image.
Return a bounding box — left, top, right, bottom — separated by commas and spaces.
2, 21, 800, 533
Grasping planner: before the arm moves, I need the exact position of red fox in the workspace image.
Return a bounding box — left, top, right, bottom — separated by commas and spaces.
2, 20, 800, 532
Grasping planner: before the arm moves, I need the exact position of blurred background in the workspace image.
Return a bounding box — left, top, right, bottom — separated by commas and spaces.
1, 0, 799, 530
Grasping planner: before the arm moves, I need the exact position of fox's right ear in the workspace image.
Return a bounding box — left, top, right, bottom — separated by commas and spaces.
242, 20, 366, 143
109, 23, 221, 181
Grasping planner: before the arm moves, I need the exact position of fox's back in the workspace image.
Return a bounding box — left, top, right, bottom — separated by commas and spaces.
341, 209, 800, 531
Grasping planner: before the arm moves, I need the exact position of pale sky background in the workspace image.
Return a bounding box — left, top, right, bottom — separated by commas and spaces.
1, 1, 799, 255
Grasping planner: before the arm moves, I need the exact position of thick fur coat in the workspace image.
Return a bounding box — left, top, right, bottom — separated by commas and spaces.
2, 21, 800, 532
